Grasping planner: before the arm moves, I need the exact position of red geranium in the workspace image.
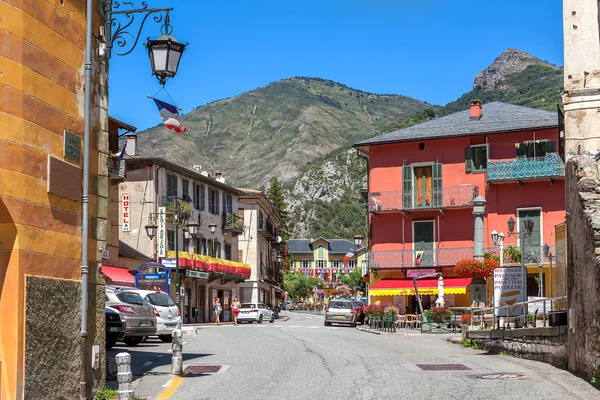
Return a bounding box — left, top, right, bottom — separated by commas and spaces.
454, 258, 498, 279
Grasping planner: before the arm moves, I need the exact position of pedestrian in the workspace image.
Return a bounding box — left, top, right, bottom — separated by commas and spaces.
213, 297, 222, 326
232, 297, 241, 325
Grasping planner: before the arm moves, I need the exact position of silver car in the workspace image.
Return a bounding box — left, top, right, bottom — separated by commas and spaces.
237, 303, 275, 324
127, 289, 181, 342
105, 286, 157, 346
324, 299, 357, 327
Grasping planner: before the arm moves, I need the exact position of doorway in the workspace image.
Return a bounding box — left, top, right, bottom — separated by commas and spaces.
518, 209, 541, 264
414, 221, 434, 266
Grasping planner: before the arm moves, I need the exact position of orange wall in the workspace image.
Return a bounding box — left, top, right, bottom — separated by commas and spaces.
368, 128, 564, 251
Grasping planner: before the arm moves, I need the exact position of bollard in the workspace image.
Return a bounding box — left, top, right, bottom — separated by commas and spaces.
115, 352, 134, 400
171, 329, 183, 375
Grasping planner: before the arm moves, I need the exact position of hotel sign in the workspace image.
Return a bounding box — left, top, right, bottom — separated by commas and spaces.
157, 207, 167, 258
122, 194, 130, 232
186, 270, 209, 279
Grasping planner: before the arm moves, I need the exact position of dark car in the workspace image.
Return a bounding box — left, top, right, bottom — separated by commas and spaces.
352, 301, 366, 325
105, 307, 125, 349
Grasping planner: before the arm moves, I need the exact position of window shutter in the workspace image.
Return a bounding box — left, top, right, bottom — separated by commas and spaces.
402, 165, 413, 209
545, 141, 556, 154
200, 185, 205, 210
465, 147, 474, 171
324, 260, 327, 268
516, 143, 527, 158
216, 191, 220, 215
432, 162, 442, 207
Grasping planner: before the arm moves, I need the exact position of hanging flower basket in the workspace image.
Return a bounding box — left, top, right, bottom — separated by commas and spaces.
454, 258, 498, 279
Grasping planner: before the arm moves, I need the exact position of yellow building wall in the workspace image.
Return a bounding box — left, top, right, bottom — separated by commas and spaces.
0, 1, 108, 398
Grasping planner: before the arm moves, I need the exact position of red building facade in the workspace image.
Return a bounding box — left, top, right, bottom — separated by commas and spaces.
354, 101, 565, 311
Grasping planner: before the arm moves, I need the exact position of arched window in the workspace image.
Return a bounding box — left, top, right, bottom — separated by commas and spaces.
318, 244, 324, 259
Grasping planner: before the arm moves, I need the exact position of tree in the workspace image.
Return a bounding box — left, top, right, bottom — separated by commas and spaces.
283, 270, 319, 300
341, 265, 366, 294
266, 177, 291, 240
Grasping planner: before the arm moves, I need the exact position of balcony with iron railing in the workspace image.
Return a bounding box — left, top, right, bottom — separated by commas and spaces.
222, 213, 244, 236
487, 153, 565, 183
258, 213, 277, 241
368, 184, 479, 213
107, 158, 126, 179
367, 244, 556, 269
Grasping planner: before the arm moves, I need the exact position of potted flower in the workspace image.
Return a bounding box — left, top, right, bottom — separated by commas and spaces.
454, 258, 498, 279
336, 284, 351, 298
430, 306, 451, 323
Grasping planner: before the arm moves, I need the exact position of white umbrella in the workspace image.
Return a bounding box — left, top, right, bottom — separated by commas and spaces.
435, 276, 445, 307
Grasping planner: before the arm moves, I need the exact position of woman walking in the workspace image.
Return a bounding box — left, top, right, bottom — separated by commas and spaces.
232, 297, 241, 325
213, 297, 222, 326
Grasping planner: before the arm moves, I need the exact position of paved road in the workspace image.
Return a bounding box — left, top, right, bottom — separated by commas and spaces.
134, 312, 599, 400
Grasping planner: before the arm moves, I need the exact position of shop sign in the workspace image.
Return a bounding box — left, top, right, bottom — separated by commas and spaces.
158, 207, 166, 257
102, 249, 109, 260
162, 258, 176, 269
493, 266, 525, 317
186, 270, 209, 279
406, 268, 436, 278
136, 273, 167, 292
122, 194, 131, 232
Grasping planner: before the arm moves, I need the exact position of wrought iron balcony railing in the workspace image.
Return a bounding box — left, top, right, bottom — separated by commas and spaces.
107, 158, 126, 179
367, 244, 557, 269
369, 184, 479, 213
222, 213, 244, 236
487, 153, 565, 182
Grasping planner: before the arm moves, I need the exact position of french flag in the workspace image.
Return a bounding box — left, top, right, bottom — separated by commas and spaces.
153, 98, 187, 134
342, 247, 360, 267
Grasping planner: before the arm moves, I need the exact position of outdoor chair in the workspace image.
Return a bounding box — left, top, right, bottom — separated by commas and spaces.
403, 314, 419, 329
396, 314, 407, 329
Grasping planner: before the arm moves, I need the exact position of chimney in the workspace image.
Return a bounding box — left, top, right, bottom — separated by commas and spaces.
125, 134, 137, 156
470, 100, 482, 120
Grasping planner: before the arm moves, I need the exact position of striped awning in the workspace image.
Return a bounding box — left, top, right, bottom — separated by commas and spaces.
370, 278, 472, 296
165, 251, 251, 278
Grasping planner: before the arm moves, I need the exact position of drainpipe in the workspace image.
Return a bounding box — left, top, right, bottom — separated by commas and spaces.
80, 0, 93, 397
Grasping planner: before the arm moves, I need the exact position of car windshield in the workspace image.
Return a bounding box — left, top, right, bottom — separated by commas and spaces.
116, 292, 146, 306
145, 293, 175, 307
330, 301, 352, 309
241, 304, 256, 309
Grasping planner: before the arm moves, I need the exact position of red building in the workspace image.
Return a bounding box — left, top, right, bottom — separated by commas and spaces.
353, 101, 565, 311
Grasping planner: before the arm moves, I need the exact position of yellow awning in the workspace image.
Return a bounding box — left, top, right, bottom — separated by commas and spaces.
370, 287, 468, 296
369, 278, 472, 296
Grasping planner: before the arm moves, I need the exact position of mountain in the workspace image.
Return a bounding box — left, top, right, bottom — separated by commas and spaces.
286, 49, 564, 239
137, 77, 430, 188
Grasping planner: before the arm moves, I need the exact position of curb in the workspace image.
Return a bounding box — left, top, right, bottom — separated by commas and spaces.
355, 326, 393, 335
447, 336, 463, 345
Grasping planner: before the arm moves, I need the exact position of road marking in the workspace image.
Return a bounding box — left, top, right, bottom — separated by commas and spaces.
157, 355, 164, 358
306, 326, 320, 329
143, 361, 153, 367
157, 375, 183, 399
182, 342, 188, 345
162, 378, 173, 388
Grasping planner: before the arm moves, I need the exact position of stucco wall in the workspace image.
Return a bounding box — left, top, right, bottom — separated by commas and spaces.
565, 156, 600, 378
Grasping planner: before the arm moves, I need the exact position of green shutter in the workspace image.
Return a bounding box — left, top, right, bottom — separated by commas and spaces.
465, 147, 474, 171
545, 141, 556, 154
432, 162, 442, 207
324, 260, 327, 268
402, 165, 413, 209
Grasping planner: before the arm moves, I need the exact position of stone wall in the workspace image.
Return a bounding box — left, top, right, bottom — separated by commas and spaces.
467, 327, 568, 368
565, 156, 600, 379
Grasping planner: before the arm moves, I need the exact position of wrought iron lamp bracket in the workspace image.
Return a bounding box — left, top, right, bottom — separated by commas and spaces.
104, 1, 173, 58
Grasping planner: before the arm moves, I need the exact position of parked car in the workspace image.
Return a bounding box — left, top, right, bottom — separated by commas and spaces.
324, 299, 357, 327
105, 307, 125, 349
126, 289, 181, 342
280, 300, 292, 310
105, 286, 157, 346
352, 300, 366, 325
237, 303, 274, 324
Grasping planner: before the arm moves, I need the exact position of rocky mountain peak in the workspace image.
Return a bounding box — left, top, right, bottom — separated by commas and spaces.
473, 48, 547, 90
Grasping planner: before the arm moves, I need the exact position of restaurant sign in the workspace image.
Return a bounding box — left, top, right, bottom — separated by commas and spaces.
406, 268, 436, 278
493, 266, 525, 317
186, 270, 209, 279
158, 207, 166, 258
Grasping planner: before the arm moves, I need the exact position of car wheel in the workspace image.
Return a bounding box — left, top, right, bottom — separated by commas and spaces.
123, 336, 143, 346
258, 314, 263, 324
249, 320, 253, 324
351, 321, 357, 328
158, 334, 172, 343
106, 339, 117, 349
141, 336, 148, 343
270, 314, 275, 323
324, 321, 331, 326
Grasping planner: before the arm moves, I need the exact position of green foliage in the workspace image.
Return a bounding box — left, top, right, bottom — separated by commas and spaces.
266, 177, 292, 240
94, 388, 118, 400
504, 247, 522, 263
484, 252, 500, 262
341, 266, 366, 293
381, 107, 437, 134
460, 338, 479, 350
283, 270, 319, 300
592, 365, 600, 388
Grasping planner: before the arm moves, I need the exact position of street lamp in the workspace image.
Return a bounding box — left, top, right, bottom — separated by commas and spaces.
490, 229, 505, 267
145, 216, 158, 240
354, 234, 364, 247
145, 13, 188, 85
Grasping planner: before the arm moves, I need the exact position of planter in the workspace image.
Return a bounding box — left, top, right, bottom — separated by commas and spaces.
548, 311, 567, 327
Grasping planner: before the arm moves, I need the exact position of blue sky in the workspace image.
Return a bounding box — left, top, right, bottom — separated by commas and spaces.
108, 0, 564, 131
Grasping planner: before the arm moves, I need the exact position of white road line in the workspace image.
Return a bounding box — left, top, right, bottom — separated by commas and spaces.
143, 361, 153, 367
162, 378, 173, 388
306, 326, 320, 329
156, 355, 164, 358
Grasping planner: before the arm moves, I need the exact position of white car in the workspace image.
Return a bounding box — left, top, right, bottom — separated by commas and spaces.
237, 303, 275, 324
127, 289, 181, 342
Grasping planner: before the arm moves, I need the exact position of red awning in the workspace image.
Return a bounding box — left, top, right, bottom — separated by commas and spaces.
370, 278, 472, 296
102, 266, 135, 286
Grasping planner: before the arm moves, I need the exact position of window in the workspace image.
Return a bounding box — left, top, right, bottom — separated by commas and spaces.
517, 141, 556, 159
201, 238, 207, 255
167, 230, 175, 251
224, 242, 232, 260
318, 244, 324, 259
403, 163, 442, 208
215, 240, 221, 258
166, 174, 178, 198
222, 194, 233, 216
348, 260, 356, 269
465, 145, 488, 171
301, 260, 310, 268
208, 188, 220, 214
209, 239, 220, 257
200, 184, 206, 211
182, 179, 191, 202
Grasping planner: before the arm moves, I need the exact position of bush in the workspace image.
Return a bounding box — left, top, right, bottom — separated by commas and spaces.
431, 307, 451, 323
454, 258, 499, 279
460, 338, 479, 349
592, 365, 600, 388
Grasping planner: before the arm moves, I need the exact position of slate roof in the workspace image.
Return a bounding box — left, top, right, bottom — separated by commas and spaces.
353, 102, 558, 148
287, 239, 360, 254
